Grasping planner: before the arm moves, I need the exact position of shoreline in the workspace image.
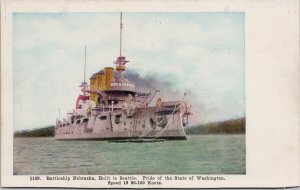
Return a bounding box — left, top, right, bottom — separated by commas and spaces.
14, 117, 245, 137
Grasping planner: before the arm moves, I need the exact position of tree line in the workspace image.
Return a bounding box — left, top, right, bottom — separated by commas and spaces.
185, 117, 245, 135
14, 126, 55, 137
14, 117, 245, 137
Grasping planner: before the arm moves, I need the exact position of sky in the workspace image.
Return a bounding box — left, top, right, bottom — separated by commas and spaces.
13, 12, 245, 131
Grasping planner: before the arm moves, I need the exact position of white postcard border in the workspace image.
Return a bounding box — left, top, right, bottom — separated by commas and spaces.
1, 0, 299, 188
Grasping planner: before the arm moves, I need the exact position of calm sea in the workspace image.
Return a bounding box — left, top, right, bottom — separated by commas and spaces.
14, 135, 245, 175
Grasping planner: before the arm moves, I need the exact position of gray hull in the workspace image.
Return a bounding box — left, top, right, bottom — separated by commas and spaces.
55, 107, 186, 140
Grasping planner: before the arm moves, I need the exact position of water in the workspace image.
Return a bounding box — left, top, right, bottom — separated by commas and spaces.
14, 135, 245, 175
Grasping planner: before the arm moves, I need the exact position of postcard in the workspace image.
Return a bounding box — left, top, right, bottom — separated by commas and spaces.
1, 0, 299, 188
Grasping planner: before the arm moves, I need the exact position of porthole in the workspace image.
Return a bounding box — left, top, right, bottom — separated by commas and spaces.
99, 116, 107, 120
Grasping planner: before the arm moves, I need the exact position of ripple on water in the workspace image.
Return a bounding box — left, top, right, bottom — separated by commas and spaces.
14, 135, 245, 175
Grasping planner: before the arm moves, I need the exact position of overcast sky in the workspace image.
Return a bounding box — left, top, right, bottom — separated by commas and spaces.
13, 12, 245, 131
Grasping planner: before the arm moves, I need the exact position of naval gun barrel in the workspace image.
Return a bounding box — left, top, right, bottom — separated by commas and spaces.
136, 92, 151, 97
82, 90, 102, 95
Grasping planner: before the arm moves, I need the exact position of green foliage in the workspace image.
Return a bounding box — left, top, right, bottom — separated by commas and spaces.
14, 126, 55, 137
185, 117, 245, 135
14, 117, 245, 137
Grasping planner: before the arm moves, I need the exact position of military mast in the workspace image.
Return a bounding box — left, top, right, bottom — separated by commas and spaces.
76, 46, 89, 109
114, 12, 129, 81
81, 46, 88, 96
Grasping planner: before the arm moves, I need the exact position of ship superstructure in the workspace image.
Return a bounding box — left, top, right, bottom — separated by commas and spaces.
55, 13, 192, 140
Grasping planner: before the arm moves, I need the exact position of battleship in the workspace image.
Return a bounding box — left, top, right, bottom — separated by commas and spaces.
55, 13, 192, 141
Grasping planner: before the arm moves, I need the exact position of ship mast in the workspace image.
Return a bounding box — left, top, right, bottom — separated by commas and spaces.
84, 45, 86, 83
120, 12, 122, 57
114, 12, 129, 80
58, 108, 61, 122
81, 45, 88, 97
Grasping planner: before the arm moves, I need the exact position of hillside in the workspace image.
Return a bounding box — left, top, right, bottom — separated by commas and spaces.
185, 117, 245, 135
14, 126, 55, 137
14, 117, 245, 137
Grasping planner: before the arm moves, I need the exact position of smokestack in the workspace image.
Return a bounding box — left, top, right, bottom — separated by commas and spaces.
104, 67, 114, 90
